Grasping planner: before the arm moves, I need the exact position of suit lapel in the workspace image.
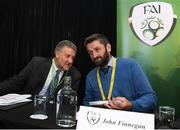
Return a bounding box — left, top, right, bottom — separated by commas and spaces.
41, 59, 52, 83
35, 59, 52, 94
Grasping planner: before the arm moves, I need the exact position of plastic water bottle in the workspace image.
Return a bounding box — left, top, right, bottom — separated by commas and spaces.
56, 76, 77, 127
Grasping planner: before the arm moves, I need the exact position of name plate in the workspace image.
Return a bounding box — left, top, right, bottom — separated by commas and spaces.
76, 106, 154, 130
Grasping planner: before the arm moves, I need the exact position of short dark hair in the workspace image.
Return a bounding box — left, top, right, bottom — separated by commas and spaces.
54, 40, 77, 54
84, 33, 109, 47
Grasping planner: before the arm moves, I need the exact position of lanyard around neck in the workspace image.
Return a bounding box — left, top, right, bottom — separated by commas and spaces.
96, 58, 117, 101
51, 59, 68, 87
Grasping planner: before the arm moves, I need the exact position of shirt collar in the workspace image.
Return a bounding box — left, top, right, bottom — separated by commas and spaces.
107, 56, 114, 67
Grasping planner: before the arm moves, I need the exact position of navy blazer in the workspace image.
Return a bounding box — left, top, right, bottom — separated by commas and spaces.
0, 57, 81, 96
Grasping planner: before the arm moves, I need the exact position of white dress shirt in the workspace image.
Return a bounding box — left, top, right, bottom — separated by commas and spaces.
39, 58, 64, 96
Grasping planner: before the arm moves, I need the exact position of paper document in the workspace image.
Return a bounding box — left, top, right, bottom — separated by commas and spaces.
89, 100, 108, 106
0, 93, 32, 106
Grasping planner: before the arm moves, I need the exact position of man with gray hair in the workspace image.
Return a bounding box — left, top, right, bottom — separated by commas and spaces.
0, 40, 81, 102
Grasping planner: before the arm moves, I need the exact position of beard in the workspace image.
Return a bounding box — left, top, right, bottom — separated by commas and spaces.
93, 50, 110, 67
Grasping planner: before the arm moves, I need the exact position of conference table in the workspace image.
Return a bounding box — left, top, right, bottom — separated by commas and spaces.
0, 101, 180, 129
0, 101, 76, 129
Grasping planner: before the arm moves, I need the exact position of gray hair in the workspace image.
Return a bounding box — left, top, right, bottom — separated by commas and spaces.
54, 40, 77, 53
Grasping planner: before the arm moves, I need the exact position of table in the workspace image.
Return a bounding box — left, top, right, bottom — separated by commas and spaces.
1, 102, 180, 129
0, 101, 76, 129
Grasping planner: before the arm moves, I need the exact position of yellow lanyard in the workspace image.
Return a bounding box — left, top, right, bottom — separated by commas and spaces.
96, 58, 117, 100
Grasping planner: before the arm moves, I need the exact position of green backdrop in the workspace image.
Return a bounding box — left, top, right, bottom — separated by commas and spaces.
117, 0, 180, 117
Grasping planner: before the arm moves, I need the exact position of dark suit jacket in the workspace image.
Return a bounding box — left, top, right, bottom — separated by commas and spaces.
0, 57, 81, 97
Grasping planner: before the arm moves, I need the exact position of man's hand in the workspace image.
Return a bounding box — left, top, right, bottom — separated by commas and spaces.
104, 97, 132, 110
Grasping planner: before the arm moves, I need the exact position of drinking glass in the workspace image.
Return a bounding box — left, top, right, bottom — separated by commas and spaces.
158, 106, 175, 128
30, 95, 48, 120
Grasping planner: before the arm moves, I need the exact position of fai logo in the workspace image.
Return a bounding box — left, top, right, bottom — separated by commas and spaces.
129, 2, 177, 46
87, 111, 101, 125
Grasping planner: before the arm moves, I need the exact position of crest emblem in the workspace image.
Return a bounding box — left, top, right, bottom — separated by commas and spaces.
129, 2, 177, 46
87, 111, 101, 125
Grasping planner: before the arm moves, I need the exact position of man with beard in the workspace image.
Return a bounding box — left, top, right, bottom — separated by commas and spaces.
83, 33, 157, 113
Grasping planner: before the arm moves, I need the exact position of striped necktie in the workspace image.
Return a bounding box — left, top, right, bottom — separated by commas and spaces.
46, 70, 60, 99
